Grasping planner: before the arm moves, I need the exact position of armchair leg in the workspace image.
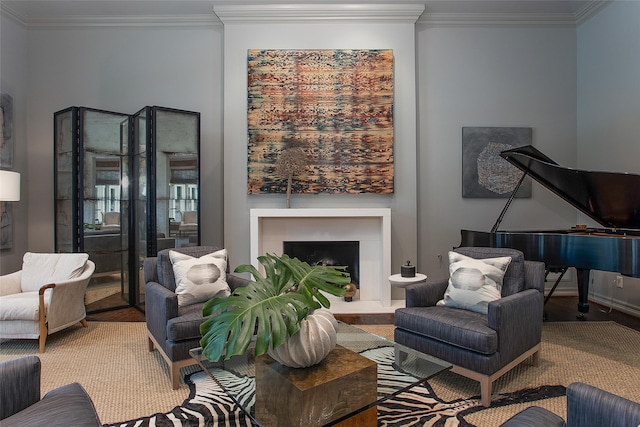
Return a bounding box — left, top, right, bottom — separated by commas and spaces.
479, 378, 492, 407
452, 365, 494, 407
38, 292, 48, 353
450, 343, 542, 408
39, 333, 47, 353
147, 330, 198, 389
171, 365, 180, 390
80, 319, 88, 327
532, 349, 540, 367
170, 359, 200, 389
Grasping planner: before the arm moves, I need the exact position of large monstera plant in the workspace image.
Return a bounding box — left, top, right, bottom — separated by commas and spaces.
199, 253, 350, 362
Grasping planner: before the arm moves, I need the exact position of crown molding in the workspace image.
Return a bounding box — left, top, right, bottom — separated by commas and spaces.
0, 3, 27, 26
25, 15, 219, 29
575, 0, 611, 26
419, 12, 577, 27
1, 1, 611, 29
418, 0, 612, 28
213, 4, 425, 24
0, 4, 221, 29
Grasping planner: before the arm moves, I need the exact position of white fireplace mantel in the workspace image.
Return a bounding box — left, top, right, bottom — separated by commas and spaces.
250, 208, 398, 313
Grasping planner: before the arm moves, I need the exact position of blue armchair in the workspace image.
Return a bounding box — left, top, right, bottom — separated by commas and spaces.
500, 382, 640, 426
144, 246, 250, 389
394, 247, 545, 406
0, 356, 101, 427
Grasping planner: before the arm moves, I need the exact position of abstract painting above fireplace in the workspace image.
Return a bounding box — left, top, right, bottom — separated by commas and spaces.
247, 49, 395, 195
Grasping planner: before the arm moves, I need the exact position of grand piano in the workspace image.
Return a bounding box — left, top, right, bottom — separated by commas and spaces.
460, 145, 640, 318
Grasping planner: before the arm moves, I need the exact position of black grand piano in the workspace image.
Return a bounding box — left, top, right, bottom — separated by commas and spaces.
461, 145, 640, 318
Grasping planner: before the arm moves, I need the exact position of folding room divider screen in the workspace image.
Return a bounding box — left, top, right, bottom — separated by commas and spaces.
54, 106, 200, 313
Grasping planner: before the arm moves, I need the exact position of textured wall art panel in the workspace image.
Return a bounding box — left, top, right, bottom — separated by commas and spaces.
462, 127, 532, 198
247, 49, 394, 194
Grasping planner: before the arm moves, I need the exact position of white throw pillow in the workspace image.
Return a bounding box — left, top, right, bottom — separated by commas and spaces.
437, 251, 511, 314
21, 252, 89, 293
169, 249, 231, 307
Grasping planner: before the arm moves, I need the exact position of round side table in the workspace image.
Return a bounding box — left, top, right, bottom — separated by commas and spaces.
389, 273, 427, 288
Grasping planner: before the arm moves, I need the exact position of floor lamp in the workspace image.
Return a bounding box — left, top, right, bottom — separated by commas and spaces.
0, 170, 21, 202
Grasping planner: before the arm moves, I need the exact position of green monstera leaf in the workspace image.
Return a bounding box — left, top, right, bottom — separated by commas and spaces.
200, 253, 350, 362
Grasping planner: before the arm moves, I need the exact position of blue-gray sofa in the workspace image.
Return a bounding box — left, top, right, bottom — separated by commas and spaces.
0, 356, 101, 427
500, 382, 640, 427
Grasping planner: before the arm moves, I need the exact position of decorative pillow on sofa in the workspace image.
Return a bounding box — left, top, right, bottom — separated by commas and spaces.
437, 251, 512, 314
169, 249, 231, 307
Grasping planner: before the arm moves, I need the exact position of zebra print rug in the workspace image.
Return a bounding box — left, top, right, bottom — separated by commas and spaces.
104, 347, 564, 427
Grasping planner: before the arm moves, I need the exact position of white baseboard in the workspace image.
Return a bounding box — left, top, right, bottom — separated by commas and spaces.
589, 291, 640, 318
544, 281, 576, 297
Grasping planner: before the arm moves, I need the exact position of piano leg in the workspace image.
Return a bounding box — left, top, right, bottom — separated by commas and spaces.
576, 268, 590, 320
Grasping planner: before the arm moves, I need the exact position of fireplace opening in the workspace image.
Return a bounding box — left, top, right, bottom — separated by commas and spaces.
283, 241, 360, 287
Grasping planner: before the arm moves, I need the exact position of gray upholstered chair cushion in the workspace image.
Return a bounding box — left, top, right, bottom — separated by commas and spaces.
166, 302, 207, 341
395, 306, 497, 354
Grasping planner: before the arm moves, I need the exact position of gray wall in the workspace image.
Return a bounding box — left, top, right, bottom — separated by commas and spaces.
17, 23, 225, 267
0, 14, 28, 273
416, 24, 578, 280
577, 0, 640, 314
1, 1, 638, 317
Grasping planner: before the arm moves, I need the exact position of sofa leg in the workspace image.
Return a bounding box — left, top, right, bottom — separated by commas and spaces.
80, 318, 88, 327
148, 337, 155, 352
532, 349, 540, 367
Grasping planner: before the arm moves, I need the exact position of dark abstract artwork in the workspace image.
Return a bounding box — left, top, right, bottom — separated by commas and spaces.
1, 93, 13, 168
462, 127, 532, 198
247, 49, 394, 194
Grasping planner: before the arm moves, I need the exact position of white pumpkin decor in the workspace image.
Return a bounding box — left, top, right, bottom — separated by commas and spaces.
267, 308, 338, 368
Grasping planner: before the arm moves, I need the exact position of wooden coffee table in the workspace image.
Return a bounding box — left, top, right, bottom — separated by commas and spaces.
190, 322, 451, 426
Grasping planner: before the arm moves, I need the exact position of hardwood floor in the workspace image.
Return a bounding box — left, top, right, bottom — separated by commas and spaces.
86, 306, 146, 322
544, 296, 640, 331
86, 296, 640, 332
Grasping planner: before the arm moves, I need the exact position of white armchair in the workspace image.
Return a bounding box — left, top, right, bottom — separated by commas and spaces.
101, 211, 120, 233
178, 211, 198, 236
0, 252, 95, 352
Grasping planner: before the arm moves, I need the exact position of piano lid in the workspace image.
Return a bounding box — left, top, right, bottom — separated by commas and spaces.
500, 145, 640, 230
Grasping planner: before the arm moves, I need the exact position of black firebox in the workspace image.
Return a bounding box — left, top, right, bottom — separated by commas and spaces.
282, 241, 360, 286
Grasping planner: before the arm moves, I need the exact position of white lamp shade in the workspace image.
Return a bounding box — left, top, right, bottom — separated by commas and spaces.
0, 170, 20, 201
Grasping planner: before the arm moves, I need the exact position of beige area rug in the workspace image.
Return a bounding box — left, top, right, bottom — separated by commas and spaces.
358, 321, 640, 426
1, 321, 638, 426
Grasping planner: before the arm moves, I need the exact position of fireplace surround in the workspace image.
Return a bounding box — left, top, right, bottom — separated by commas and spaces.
250, 208, 397, 313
